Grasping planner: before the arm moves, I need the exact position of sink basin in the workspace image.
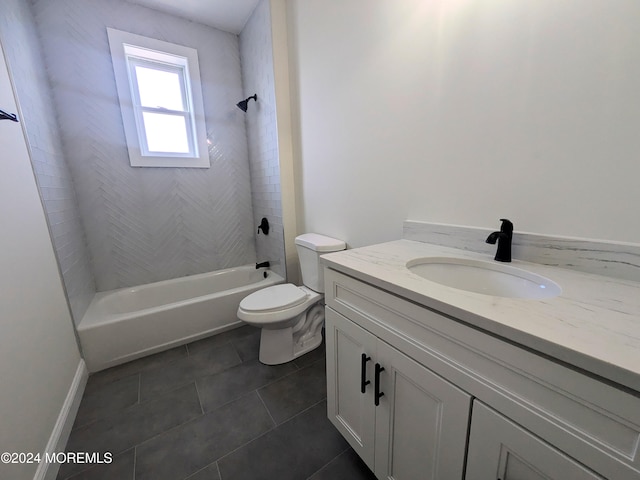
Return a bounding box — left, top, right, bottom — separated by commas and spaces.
406, 257, 561, 299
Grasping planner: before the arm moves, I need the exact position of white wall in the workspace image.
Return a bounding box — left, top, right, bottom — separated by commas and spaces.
288, 0, 640, 247
0, 41, 81, 479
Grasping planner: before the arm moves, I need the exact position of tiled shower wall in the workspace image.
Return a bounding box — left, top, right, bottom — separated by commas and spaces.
240, 0, 287, 279
32, 0, 257, 291
0, 0, 96, 323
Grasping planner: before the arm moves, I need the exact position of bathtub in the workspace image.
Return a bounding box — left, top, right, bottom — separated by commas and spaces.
77, 265, 284, 372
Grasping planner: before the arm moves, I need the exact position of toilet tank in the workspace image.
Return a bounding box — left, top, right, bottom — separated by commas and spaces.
295, 233, 346, 293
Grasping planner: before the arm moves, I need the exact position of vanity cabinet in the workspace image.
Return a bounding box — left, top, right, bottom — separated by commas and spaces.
466, 401, 603, 480
324, 268, 640, 480
326, 309, 471, 479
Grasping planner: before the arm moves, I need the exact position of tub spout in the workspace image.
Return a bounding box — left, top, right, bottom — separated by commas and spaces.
256, 261, 270, 269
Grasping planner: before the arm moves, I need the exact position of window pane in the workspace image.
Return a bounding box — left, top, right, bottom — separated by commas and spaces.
135, 66, 185, 111
142, 112, 190, 153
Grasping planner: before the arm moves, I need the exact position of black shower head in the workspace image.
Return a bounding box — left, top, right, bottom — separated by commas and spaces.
236, 94, 257, 112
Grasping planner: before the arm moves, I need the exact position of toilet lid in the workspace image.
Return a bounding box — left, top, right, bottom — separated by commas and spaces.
240, 284, 307, 312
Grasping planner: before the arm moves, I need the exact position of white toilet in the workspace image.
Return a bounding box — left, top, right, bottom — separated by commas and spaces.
237, 233, 346, 365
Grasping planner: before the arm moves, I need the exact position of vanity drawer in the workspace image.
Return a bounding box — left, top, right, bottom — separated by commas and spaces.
325, 268, 640, 479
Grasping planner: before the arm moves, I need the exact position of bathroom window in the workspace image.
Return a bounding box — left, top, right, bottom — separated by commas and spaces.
107, 28, 209, 168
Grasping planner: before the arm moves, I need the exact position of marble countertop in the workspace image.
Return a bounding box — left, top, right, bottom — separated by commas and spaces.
321, 239, 640, 393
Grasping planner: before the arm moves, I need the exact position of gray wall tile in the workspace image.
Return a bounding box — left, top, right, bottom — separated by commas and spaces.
32, 0, 257, 291
240, 0, 287, 279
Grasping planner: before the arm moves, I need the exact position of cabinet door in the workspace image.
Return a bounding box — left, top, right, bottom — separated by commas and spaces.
326, 309, 378, 469
374, 340, 471, 480
466, 401, 604, 480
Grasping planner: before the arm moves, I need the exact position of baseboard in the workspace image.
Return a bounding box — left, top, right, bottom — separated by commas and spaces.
33, 359, 88, 480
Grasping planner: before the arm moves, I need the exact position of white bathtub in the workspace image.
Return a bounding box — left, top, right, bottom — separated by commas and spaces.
78, 265, 283, 372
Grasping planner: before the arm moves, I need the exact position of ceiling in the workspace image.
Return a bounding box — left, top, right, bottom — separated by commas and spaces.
125, 0, 261, 34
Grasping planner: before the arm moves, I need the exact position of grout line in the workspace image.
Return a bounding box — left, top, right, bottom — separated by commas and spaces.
305, 446, 352, 480
186, 325, 258, 359
248, 365, 300, 393
77, 351, 321, 431
214, 428, 272, 466
216, 461, 222, 480
136, 346, 247, 408
215, 396, 328, 466
193, 362, 293, 416
258, 354, 325, 391
132, 446, 137, 480
95, 346, 189, 386
68, 342, 323, 479
193, 380, 205, 416
206, 391, 279, 464
132, 382, 206, 450
182, 460, 217, 480
256, 389, 277, 427
195, 352, 324, 415
59, 460, 92, 479
60, 447, 141, 480
295, 397, 327, 420
71, 371, 147, 431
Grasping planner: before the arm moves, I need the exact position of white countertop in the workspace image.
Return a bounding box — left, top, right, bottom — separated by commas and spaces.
321, 239, 640, 393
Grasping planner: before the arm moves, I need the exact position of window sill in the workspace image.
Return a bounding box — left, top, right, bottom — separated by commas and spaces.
130, 155, 210, 168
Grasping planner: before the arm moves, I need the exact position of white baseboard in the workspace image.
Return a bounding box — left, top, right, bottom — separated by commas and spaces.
33, 359, 88, 480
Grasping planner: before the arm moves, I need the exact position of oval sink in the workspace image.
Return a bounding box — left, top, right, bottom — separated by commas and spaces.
406, 257, 561, 299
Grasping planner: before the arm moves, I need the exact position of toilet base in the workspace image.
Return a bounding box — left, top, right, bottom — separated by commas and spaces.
259, 327, 323, 365
258, 304, 325, 365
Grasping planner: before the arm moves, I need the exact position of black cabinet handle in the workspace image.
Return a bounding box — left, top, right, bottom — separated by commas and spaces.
360, 353, 371, 393
374, 363, 385, 406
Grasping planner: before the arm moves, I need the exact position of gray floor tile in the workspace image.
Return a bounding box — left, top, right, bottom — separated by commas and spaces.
185, 462, 221, 480
60, 331, 354, 480
86, 346, 188, 390
135, 392, 274, 480
293, 343, 326, 369
139, 342, 241, 402
59, 448, 135, 480
72, 374, 139, 429
308, 448, 376, 480
217, 400, 348, 480
186, 325, 260, 357
60, 383, 201, 479
197, 359, 298, 413
231, 330, 261, 362
258, 358, 327, 424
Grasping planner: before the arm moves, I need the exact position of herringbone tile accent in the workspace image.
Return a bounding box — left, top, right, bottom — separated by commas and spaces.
33, 0, 256, 291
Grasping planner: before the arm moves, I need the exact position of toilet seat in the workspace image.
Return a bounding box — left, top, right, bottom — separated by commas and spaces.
238, 284, 322, 325
240, 284, 307, 312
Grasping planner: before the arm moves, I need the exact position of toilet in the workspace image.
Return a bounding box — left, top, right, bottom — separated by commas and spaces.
237, 233, 346, 365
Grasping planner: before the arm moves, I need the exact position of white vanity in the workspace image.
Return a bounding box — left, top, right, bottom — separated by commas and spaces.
321, 223, 640, 480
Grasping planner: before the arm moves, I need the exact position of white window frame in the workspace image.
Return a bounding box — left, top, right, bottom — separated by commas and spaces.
107, 28, 209, 168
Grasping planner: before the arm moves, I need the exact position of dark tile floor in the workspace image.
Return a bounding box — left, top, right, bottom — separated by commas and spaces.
57, 325, 377, 480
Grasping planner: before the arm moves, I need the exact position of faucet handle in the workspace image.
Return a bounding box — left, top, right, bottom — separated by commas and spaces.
499, 218, 513, 233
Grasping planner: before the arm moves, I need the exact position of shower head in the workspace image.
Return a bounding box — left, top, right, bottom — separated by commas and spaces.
236, 94, 258, 112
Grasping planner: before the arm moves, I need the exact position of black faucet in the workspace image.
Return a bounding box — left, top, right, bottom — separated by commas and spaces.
486, 219, 513, 262
256, 261, 270, 269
